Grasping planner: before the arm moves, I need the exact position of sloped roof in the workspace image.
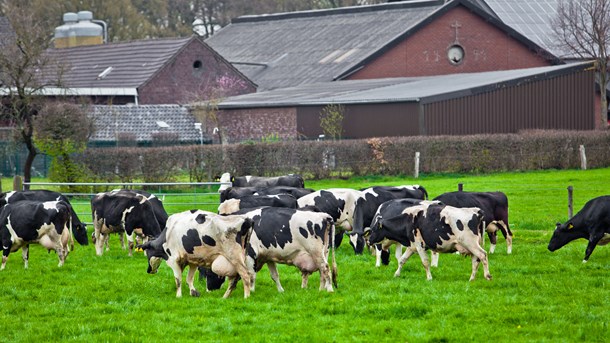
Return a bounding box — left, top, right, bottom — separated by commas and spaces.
49, 37, 193, 89
205, 0, 558, 91
481, 0, 571, 58
218, 62, 593, 108
90, 105, 201, 143
205, 0, 445, 91
0, 16, 15, 49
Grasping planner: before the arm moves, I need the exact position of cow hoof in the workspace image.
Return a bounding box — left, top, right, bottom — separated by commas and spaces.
190, 289, 201, 297
486, 275, 493, 281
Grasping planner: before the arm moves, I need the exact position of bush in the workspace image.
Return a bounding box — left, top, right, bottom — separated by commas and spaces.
75, 130, 610, 181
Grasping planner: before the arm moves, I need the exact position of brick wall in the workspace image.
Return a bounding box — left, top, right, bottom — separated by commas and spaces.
139, 39, 256, 104
349, 6, 552, 79
215, 107, 297, 143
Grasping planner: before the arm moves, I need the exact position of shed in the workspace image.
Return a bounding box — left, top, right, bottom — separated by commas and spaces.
214, 62, 595, 141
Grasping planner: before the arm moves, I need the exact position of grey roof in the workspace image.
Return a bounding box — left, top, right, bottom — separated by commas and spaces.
205, 1, 445, 91
481, 0, 572, 58
218, 62, 592, 108
90, 105, 200, 143
49, 37, 193, 89
0, 16, 14, 48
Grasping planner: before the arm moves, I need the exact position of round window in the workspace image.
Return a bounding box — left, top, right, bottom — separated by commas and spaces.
447, 45, 465, 65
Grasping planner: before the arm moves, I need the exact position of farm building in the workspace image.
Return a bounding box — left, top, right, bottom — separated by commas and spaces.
213, 62, 595, 141
45, 35, 256, 105
205, 0, 561, 91
204, 0, 605, 140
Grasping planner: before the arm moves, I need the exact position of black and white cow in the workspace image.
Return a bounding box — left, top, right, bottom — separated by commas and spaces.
351, 185, 429, 254
233, 207, 337, 293
139, 210, 253, 298
218, 194, 298, 215
548, 195, 610, 262
1, 190, 88, 246
369, 198, 442, 271
220, 186, 314, 203
91, 191, 162, 256
218, 173, 305, 192
1, 200, 72, 270
366, 203, 491, 281
297, 188, 363, 248
434, 191, 512, 254
93, 189, 169, 251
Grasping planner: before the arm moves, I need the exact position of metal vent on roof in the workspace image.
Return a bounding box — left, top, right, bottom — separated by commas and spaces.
97, 66, 113, 80
156, 121, 170, 128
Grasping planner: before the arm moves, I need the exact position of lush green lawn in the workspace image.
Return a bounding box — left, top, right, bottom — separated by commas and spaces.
1, 168, 609, 342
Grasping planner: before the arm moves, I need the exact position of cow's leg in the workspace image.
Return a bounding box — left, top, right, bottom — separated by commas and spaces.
394, 243, 403, 265
461, 240, 491, 281
223, 276, 239, 299
94, 228, 105, 256
220, 253, 251, 299
126, 233, 135, 257
301, 271, 310, 289
430, 251, 440, 268
186, 265, 200, 297
487, 231, 497, 254
319, 261, 333, 292
166, 260, 184, 298
267, 262, 284, 293
245, 256, 257, 292
394, 246, 416, 277
583, 233, 605, 263
414, 246, 432, 281
119, 231, 126, 250
1, 248, 10, 270
374, 244, 383, 267
21, 245, 29, 269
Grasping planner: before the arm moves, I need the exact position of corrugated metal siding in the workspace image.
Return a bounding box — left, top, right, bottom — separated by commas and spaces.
297, 103, 421, 139
423, 69, 595, 135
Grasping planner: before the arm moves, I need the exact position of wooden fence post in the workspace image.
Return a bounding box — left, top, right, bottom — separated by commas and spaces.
13, 175, 23, 191
458, 183, 463, 192
414, 152, 420, 179
579, 145, 587, 170
568, 186, 574, 219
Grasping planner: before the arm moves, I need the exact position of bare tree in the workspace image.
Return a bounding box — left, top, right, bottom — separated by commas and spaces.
0, 3, 64, 187
551, 0, 610, 128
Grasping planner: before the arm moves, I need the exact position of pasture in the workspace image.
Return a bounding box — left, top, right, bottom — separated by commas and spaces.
1, 168, 609, 342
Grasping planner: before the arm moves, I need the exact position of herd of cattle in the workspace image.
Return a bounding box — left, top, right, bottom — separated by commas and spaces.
1, 172, 609, 299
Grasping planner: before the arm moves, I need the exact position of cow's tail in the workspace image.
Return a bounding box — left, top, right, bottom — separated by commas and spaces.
329, 218, 337, 289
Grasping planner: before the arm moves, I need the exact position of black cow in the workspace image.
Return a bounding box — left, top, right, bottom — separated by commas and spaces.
220, 186, 314, 203
218, 173, 305, 192
366, 203, 491, 281
434, 191, 512, 254
218, 194, 298, 214
1, 200, 72, 269
1, 190, 88, 246
297, 188, 362, 248
548, 195, 610, 262
351, 185, 428, 254
91, 191, 162, 256
369, 198, 442, 270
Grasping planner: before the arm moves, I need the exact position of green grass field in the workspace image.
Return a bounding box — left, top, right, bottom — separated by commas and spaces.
1, 168, 609, 342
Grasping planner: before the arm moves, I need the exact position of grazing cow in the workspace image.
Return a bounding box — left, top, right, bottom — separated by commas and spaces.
220, 186, 314, 203
93, 189, 169, 251
434, 191, 512, 254
297, 188, 363, 248
351, 185, 429, 254
218, 194, 298, 215
1, 190, 88, 246
139, 210, 253, 298
366, 203, 491, 281
369, 198, 442, 270
1, 200, 72, 270
234, 207, 337, 293
91, 191, 162, 256
218, 173, 305, 192
548, 195, 610, 262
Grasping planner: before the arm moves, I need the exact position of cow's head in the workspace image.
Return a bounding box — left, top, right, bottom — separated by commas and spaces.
138, 230, 168, 274
348, 232, 366, 254
218, 173, 232, 192
548, 221, 586, 252
72, 222, 89, 246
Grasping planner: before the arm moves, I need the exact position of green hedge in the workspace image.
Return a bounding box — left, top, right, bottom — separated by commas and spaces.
75, 130, 610, 182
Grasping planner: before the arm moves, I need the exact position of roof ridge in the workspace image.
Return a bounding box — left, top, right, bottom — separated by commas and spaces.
232, 0, 445, 23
